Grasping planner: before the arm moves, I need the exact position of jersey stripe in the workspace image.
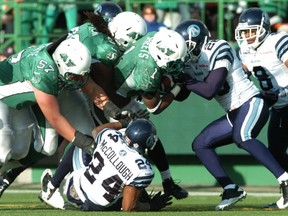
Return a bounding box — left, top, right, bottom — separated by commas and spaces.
130, 173, 154, 188
275, 34, 288, 60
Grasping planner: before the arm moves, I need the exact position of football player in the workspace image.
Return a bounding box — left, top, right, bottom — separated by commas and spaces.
176, 19, 288, 210
40, 119, 172, 211
235, 7, 288, 209
90, 28, 190, 199
0, 10, 136, 197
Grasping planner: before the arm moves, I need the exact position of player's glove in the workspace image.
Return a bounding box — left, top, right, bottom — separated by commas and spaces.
149, 191, 173, 211
261, 89, 279, 107
103, 101, 134, 128
72, 131, 95, 155
116, 110, 135, 128
134, 109, 150, 119
103, 101, 123, 119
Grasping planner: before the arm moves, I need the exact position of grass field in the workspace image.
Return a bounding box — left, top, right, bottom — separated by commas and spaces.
1, 185, 288, 216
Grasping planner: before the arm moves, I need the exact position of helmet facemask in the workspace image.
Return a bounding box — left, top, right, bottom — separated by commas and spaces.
235, 8, 270, 51
145, 134, 158, 151
58, 72, 90, 91
235, 23, 267, 50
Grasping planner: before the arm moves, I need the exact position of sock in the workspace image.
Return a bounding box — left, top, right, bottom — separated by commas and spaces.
224, 184, 236, 190
277, 172, 288, 184
147, 138, 169, 172
160, 170, 171, 181
51, 145, 75, 188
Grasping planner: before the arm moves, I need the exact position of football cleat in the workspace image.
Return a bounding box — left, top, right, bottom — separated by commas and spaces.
265, 180, 288, 209
263, 200, 280, 209
38, 169, 66, 210
215, 185, 247, 210
0, 177, 9, 198
162, 178, 188, 200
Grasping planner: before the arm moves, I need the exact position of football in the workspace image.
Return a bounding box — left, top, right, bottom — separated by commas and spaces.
160, 74, 174, 94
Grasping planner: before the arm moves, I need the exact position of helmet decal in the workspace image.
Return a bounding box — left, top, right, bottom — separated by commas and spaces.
157, 45, 176, 57
59, 53, 76, 67
127, 32, 142, 41
188, 24, 201, 38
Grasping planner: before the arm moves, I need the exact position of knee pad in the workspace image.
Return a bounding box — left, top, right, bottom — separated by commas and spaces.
33, 122, 58, 156
11, 123, 34, 160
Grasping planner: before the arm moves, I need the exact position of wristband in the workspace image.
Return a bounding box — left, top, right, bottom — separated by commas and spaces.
147, 99, 162, 113
170, 85, 181, 97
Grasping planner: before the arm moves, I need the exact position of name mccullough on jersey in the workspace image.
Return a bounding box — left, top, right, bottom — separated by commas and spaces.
99, 139, 133, 181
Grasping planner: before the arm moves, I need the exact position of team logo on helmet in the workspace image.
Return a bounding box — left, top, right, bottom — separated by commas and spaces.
187, 24, 201, 38
157, 46, 175, 57
60, 53, 76, 67
127, 32, 142, 40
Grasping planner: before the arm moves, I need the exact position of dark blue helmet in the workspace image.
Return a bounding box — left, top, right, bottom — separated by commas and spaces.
235, 7, 270, 50
175, 19, 210, 62
94, 2, 123, 23
124, 119, 157, 154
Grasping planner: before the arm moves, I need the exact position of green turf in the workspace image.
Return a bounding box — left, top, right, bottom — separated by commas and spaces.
1, 190, 288, 216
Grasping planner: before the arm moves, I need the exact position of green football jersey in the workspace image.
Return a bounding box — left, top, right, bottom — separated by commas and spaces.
0, 43, 59, 109
114, 32, 163, 98
67, 22, 122, 67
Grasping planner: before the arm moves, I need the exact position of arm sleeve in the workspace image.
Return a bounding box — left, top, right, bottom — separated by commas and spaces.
185, 67, 228, 100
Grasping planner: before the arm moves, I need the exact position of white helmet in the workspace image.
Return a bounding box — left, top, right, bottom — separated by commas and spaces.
149, 30, 187, 75
52, 38, 92, 90
108, 11, 147, 51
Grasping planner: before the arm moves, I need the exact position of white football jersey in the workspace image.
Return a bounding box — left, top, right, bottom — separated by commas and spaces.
240, 32, 288, 109
184, 39, 259, 111
71, 128, 154, 207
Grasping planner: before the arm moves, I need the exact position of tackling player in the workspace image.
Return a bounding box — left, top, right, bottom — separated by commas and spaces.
176, 19, 288, 210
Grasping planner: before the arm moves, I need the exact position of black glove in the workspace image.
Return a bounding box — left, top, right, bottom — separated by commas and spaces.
149, 191, 172, 211
103, 101, 122, 119
72, 131, 95, 155
261, 89, 279, 107
134, 109, 150, 119
103, 101, 134, 128
115, 110, 134, 128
